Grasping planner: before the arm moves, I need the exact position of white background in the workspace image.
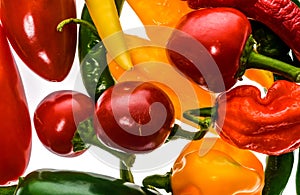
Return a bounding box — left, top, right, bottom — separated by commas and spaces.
9, 0, 298, 194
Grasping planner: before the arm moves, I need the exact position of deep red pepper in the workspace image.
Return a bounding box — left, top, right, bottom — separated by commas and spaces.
0, 0, 77, 82
214, 80, 300, 155
184, 0, 300, 61
167, 7, 251, 92
0, 24, 32, 185
167, 7, 300, 92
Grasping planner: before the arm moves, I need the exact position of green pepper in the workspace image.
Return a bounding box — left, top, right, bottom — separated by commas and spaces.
0, 169, 160, 195
250, 20, 293, 64
262, 152, 294, 195
78, 4, 117, 101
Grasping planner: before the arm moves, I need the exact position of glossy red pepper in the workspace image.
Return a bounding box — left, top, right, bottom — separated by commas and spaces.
167, 7, 300, 93
0, 0, 77, 81
184, 0, 300, 61
215, 80, 300, 155
34, 90, 94, 157
167, 7, 251, 92
0, 24, 31, 185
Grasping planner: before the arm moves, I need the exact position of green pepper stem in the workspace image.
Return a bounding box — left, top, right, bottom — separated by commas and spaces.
120, 160, 135, 183
57, 18, 98, 36
167, 124, 208, 142
0, 185, 17, 195
247, 51, 300, 82
74, 118, 136, 167
239, 35, 300, 82
142, 171, 172, 193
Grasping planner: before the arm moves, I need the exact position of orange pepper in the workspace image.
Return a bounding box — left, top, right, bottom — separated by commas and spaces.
108, 35, 215, 126
171, 137, 264, 195
126, 0, 193, 28
244, 69, 274, 89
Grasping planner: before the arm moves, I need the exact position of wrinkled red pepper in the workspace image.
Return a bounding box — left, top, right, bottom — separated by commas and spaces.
0, 24, 32, 185
215, 80, 300, 155
0, 0, 77, 81
184, 0, 300, 61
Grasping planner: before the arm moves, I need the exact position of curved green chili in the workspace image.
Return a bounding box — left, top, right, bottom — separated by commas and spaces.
79, 4, 117, 101
262, 152, 294, 195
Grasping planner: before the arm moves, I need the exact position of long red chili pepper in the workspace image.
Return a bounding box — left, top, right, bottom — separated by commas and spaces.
215, 80, 300, 156
184, 0, 300, 61
0, 24, 32, 185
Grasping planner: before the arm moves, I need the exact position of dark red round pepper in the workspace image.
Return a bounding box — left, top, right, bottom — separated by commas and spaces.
34, 90, 94, 157
94, 81, 175, 153
167, 7, 251, 92
0, 0, 77, 82
0, 24, 32, 185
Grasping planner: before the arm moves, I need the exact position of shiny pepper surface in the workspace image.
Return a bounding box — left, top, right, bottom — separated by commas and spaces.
0, 24, 32, 185
1, 0, 77, 81
215, 80, 300, 155
171, 138, 264, 195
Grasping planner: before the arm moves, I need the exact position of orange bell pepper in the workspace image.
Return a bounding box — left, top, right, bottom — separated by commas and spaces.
171, 137, 264, 195
108, 34, 215, 126
126, 0, 193, 38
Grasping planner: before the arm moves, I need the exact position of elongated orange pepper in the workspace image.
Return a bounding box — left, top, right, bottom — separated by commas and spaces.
108, 34, 215, 126
171, 137, 264, 195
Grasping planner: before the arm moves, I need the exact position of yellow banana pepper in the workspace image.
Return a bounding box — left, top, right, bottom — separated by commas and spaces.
171, 137, 264, 195
85, 0, 133, 70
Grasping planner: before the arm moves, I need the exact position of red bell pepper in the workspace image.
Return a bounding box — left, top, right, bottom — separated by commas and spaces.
0, 24, 32, 185
0, 0, 77, 82
215, 80, 300, 155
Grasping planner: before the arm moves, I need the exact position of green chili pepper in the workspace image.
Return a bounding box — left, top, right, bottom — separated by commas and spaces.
250, 20, 293, 63
79, 4, 117, 101
296, 149, 300, 195
1, 169, 160, 195
262, 152, 294, 195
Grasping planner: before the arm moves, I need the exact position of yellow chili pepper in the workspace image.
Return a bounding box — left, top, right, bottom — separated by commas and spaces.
171, 137, 264, 195
108, 34, 215, 126
85, 0, 133, 70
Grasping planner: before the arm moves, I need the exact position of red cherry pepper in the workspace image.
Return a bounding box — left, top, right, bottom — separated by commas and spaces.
215, 80, 300, 155
167, 7, 300, 92
0, 0, 77, 82
184, 0, 300, 61
0, 24, 32, 185
34, 90, 94, 157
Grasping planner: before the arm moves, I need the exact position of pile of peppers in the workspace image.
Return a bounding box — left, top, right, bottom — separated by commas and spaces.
0, 0, 299, 194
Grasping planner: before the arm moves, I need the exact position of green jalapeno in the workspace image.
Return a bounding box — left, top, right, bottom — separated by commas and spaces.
0, 169, 160, 195
79, 4, 117, 101
262, 152, 294, 195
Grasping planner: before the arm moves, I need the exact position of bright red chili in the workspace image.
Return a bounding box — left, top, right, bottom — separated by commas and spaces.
34, 90, 94, 157
0, 0, 77, 82
185, 0, 300, 61
215, 80, 300, 156
0, 24, 32, 185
